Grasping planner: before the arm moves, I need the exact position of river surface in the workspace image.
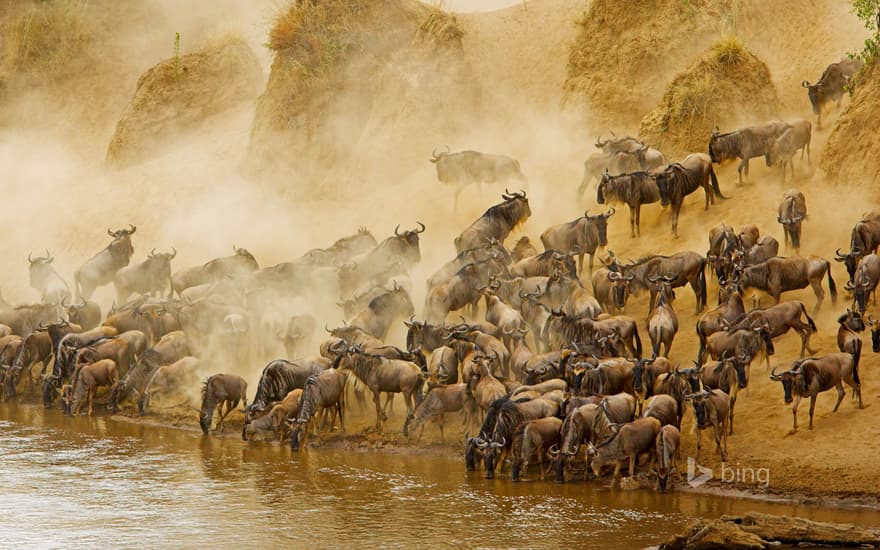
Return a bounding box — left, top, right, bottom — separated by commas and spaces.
1, 403, 878, 549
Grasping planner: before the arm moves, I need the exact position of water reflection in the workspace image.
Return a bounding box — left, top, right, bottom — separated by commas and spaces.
0, 403, 878, 548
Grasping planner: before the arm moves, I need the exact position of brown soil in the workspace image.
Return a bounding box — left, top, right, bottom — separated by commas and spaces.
639, 39, 779, 156
822, 60, 880, 188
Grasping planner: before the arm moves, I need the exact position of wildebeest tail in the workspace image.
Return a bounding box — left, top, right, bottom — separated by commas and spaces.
696, 324, 707, 364
800, 302, 817, 333
825, 261, 838, 304
414, 373, 426, 407
698, 263, 707, 310
634, 327, 643, 359
650, 326, 661, 358
852, 342, 862, 385
709, 166, 726, 199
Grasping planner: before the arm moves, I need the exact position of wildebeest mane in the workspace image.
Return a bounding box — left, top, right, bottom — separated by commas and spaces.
250, 361, 301, 411
294, 375, 320, 424
482, 198, 528, 229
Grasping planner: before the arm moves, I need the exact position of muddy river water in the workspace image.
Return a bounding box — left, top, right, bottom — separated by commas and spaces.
1, 403, 878, 549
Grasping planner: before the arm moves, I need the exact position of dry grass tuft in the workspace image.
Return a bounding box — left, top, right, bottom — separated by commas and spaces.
1, 0, 92, 84
639, 36, 779, 155
415, 6, 463, 47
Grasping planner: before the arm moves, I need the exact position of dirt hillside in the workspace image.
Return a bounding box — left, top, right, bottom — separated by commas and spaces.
822, 60, 880, 189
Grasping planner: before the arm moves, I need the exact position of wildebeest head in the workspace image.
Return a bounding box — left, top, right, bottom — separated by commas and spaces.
607, 270, 633, 309
801, 80, 822, 114
391, 222, 426, 264
654, 169, 675, 207
232, 245, 258, 266
585, 208, 615, 247
846, 272, 874, 313
27, 250, 56, 288
686, 391, 712, 426
707, 127, 734, 163
777, 215, 804, 249
596, 170, 612, 204
867, 315, 880, 353
628, 355, 656, 392
500, 189, 532, 225
770, 364, 805, 404
839, 308, 865, 333
726, 353, 750, 389
677, 365, 701, 393
106, 225, 136, 263
834, 248, 861, 282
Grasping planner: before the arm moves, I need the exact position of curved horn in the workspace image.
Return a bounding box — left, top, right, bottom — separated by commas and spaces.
770, 366, 783, 381
107, 228, 114, 237
127, 224, 136, 234
801, 80, 810, 88
150, 248, 157, 258
394, 224, 401, 237
415, 222, 426, 234
605, 207, 615, 218
169, 247, 177, 259
27, 252, 33, 263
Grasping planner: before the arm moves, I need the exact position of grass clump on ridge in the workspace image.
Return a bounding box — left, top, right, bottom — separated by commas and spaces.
639, 36, 778, 154
1, 0, 92, 84
415, 5, 463, 47
268, 0, 369, 76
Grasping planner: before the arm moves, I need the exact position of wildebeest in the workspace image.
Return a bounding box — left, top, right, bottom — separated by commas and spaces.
837, 309, 864, 365
348, 283, 414, 340
696, 283, 745, 361
429, 147, 527, 209
777, 189, 807, 251
708, 121, 791, 184
770, 352, 862, 432
737, 256, 836, 313
846, 253, 880, 312
510, 416, 563, 481
334, 346, 425, 430
628, 356, 672, 403
647, 276, 678, 358
335, 224, 425, 297
299, 228, 377, 267
243, 389, 302, 441
113, 248, 176, 303
724, 300, 818, 361
551, 402, 599, 483
423, 258, 506, 323
510, 236, 538, 263
454, 190, 531, 253
245, 358, 329, 422
655, 424, 681, 492
107, 330, 190, 412
593, 268, 633, 314
620, 251, 707, 313
74, 225, 136, 300
289, 369, 347, 451
65, 358, 118, 416
403, 382, 470, 441
426, 238, 511, 291
835, 212, 880, 281
587, 405, 660, 486
65, 298, 102, 331
699, 354, 748, 434
171, 246, 259, 295
540, 209, 614, 274
802, 58, 863, 127
597, 170, 662, 238
3, 330, 51, 399
509, 250, 576, 279
0, 302, 63, 338
199, 374, 247, 434
654, 154, 725, 238
137, 356, 201, 415
686, 389, 730, 463
27, 251, 71, 305
768, 120, 812, 181
703, 322, 775, 368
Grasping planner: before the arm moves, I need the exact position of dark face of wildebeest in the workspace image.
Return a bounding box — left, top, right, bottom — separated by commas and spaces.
770, 366, 800, 404
654, 171, 673, 207
585, 208, 614, 247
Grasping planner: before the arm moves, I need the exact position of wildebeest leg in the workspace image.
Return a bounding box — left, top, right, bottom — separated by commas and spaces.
611, 461, 622, 488
695, 428, 702, 464
809, 394, 820, 430
88, 385, 96, 417
809, 278, 824, 314
629, 206, 636, 238
790, 396, 801, 433
437, 413, 445, 442
741, 157, 750, 183
372, 389, 383, 429
578, 252, 585, 276
382, 392, 394, 416
832, 382, 845, 413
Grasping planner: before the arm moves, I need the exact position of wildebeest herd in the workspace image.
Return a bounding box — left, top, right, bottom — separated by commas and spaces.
0, 56, 871, 491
